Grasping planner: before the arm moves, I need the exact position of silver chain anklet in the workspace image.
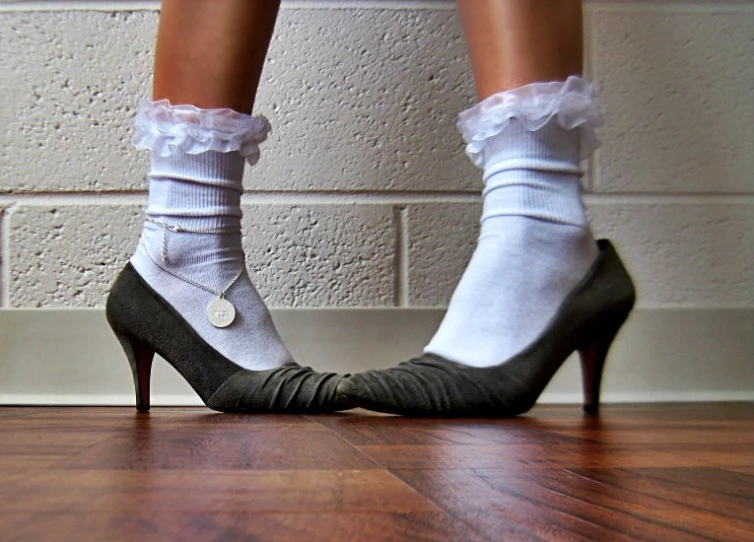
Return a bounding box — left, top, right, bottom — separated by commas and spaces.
141, 217, 245, 328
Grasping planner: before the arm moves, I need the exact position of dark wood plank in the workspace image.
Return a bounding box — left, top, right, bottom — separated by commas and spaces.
0, 469, 438, 514
2, 407, 319, 432
394, 468, 697, 542
0, 455, 69, 478
517, 403, 754, 431
0, 430, 109, 456
568, 402, 754, 422
621, 467, 754, 501
516, 468, 754, 542
316, 414, 580, 446
0, 406, 40, 419
568, 468, 754, 522
0, 429, 110, 477
547, 427, 754, 445
59, 424, 378, 470
356, 442, 715, 470
727, 467, 754, 475
0, 511, 488, 542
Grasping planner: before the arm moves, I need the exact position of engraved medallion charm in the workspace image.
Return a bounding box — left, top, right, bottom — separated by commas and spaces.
207, 297, 236, 328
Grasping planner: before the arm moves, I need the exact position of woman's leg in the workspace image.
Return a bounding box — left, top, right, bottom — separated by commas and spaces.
128, 0, 295, 371
459, 0, 583, 98
153, 0, 278, 112
423, 0, 599, 367
337, 0, 615, 415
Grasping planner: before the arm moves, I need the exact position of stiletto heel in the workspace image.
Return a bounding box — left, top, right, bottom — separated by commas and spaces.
114, 332, 155, 412
578, 320, 625, 416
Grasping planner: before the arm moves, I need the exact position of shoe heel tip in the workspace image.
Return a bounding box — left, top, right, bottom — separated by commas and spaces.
136, 405, 151, 413
583, 404, 599, 415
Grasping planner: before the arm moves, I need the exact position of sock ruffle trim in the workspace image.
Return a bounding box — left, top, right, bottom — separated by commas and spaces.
458, 76, 604, 168
133, 100, 271, 166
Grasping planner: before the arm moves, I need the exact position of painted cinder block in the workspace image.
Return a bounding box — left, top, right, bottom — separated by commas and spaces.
406, 202, 479, 307
587, 200, 754, 308
0, 9, 478, 193
8, 205, 143, 307
8, 203, 396, 307
0, 11, 154, 192
254, 8, 476, 192
593, 9, 754, 193
405, 200, 754, 308
241, 203, 396, 307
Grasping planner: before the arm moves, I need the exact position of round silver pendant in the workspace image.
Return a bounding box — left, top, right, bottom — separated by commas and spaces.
206, 297, 236, 328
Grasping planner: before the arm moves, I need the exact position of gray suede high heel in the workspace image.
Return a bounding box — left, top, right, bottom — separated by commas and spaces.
336, 240, 635, 417
106, 263, 349, 413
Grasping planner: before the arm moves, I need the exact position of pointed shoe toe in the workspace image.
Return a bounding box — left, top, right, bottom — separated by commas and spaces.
207, 364, 350, 413
336, 356, 525, 417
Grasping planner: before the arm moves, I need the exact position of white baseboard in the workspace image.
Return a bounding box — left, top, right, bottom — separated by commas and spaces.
0, 308, 752, 406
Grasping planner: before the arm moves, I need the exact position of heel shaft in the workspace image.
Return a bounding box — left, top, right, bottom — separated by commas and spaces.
114, 333, 155, 412
578, 315, 629, 415
579, 336, 612, 415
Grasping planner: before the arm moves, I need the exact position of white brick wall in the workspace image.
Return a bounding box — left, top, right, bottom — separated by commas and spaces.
1, 1, 752, 309
593, 9, 754, 193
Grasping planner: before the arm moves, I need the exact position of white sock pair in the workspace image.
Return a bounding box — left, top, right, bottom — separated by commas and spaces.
129, 76, 603, 371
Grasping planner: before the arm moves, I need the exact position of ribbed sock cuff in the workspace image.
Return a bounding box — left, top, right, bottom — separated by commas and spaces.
481, 119, 587, 228
149, 150, 245, 190
482, 170, 587, 228
146, 150, 244, 232
482, 119, 582, 180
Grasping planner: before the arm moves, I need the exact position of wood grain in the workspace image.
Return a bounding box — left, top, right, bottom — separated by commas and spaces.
0, 403, 752, 541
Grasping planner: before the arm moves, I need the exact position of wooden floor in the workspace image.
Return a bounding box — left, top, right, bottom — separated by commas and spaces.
0, 404, 752, 542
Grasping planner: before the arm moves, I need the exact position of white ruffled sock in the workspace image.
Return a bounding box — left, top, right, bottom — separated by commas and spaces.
129, 101, 294, 371
424, 77, 602, 368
